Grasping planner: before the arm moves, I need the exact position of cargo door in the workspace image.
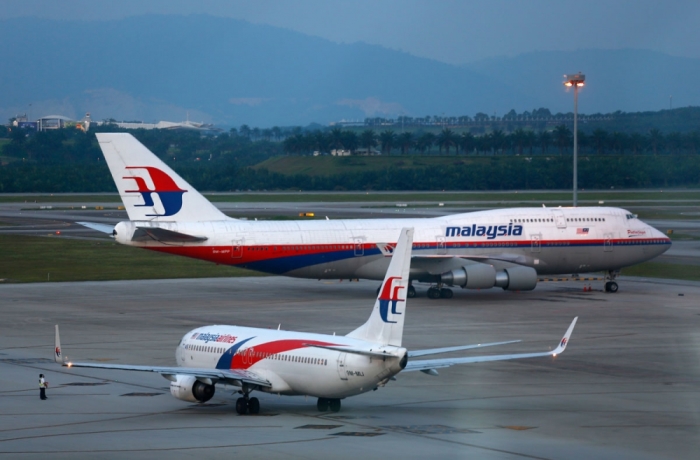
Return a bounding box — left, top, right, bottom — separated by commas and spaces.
337, 353, 348, 380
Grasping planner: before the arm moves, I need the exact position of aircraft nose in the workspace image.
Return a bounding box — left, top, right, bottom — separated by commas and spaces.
648, 225, 672, 255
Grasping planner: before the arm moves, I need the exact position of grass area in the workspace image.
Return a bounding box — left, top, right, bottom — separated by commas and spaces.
622, 262, 700, 282
0, 234, 264, 283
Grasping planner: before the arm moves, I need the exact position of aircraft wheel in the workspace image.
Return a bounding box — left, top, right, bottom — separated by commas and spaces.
317, 397, 329, 412
407, 285, 416, 298
248, 397, 260, 415
427, 287, 441, 299
236, 397, 248, 415
605, 281, 619, 293
329, 399, 341, 412
440, 288, 453, 299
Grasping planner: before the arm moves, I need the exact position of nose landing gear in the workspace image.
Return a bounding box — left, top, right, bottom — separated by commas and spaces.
604, 270, 620, 293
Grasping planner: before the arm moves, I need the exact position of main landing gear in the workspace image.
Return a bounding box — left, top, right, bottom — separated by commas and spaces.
604, 270, 620, 293
427, 285, 453, 299
317, 397, 342, 412
235, 389, 260, 415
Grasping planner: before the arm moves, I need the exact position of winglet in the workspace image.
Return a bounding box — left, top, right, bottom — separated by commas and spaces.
54, 325, 65, 364
552, 317, 578, 355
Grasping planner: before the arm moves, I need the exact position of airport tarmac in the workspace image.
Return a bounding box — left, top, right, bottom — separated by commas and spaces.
1, 276, 699, 459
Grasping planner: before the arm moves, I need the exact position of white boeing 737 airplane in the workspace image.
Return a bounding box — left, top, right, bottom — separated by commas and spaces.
55, 228, 577, 414
81, 133, 671, 298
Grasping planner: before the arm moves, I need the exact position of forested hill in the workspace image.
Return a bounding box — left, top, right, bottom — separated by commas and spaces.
1, 126, 700, 193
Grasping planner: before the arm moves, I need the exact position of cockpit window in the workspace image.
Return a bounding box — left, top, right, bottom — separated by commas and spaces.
626, 214, 638, 220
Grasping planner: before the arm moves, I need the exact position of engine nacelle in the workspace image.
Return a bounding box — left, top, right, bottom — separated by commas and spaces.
441, 264, 496, 289
169, 375, 216, 403
494, 266, 538, 291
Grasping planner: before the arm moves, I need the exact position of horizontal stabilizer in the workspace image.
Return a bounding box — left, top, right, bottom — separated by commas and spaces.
77, 222, 115, 235
132, 226, 208, 243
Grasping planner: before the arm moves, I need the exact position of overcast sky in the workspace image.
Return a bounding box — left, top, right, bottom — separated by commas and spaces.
3, 0, 700, 64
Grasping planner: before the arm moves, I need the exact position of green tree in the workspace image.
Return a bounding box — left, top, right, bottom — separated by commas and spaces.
553, 125, 572, 154
379, 130, 397, 155
538, 131, 551, 154
397, 132, 414, 155
436, 128, 458, 154
359, 130, 377, 153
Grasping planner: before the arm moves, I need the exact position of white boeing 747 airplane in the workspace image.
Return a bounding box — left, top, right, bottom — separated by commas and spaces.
81, 133, 671, 298
55, 228, 577, 414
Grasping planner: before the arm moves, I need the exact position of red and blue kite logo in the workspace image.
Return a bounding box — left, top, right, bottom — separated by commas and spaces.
378, 276, 405, 323
123, 167, 187, 216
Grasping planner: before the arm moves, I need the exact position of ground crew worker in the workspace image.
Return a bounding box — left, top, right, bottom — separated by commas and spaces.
39, 374, 47, 400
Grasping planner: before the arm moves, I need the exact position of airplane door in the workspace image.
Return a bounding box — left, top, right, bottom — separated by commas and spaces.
436, 236, 446, 254
354, 238, 364, 257
531, 234, 541, 253
232, 239, 243, 258
553, 210, 567, 228
604, 233, 614, 252
337, 353, 348, 380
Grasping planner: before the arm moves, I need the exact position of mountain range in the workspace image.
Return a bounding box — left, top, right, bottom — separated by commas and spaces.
1, 15, 699, 127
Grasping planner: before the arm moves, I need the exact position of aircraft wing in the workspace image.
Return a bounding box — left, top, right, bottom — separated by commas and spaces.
61, 362, 272, 388
76, 221, 115, 235
404, 317, 577, 374
53, 325, 269, 388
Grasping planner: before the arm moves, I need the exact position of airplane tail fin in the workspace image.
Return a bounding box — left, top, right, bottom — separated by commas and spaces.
95, 133, 231, 222
346, 228, 413, 346
54, 325, 64, 364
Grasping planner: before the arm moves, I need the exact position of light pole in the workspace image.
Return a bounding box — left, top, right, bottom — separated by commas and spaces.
564, 73, 585, 207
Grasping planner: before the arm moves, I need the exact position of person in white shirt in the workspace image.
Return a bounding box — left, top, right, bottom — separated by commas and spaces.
39, 374, 47, 400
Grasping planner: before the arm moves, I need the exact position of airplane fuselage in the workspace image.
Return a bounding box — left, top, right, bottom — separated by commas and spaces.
176, 325, 406, 399
115, 206, 670, 282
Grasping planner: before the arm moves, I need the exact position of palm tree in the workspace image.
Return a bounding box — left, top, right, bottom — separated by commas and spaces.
416, 132, 436, 154
649, 129, 664, 155
511, 128, 527, 155
553, 125, 572, 154
459, 132, 476, 155
590, 129, 608, 155
629, 132, 645, 154
397, 132, 414, 155
538, 130, 551, 154
360, 130, 377, 154
329, 127, 345, 151
436, 128, 458, 154
342, 130, 359, 153
379, 130, 397, 155
489, 129, 506, 154
524, 130, 536, 155
239, 124, 251, 139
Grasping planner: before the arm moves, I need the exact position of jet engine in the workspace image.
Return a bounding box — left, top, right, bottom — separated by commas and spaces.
440, 264, 497, 289
441, 264, 537, 291
494, 266, 538, 291
169, 375, 216, 403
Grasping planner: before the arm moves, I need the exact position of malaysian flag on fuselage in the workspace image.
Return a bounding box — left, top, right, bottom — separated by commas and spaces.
576, 228, 589, 235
